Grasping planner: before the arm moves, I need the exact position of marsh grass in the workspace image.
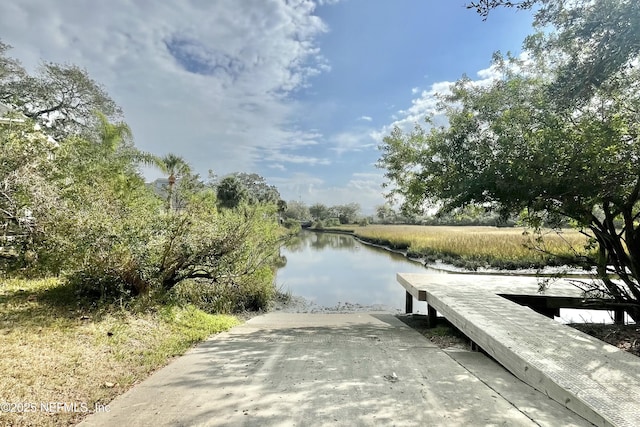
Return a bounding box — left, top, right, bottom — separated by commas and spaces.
0, 278, 238, 426
329, 225, 592, 270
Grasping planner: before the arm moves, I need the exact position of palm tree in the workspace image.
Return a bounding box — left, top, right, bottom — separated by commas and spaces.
155, 153, 191, 211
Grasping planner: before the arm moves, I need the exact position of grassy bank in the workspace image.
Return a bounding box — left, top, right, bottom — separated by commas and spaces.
323, 224, 592, 270
0, 278, 239, 427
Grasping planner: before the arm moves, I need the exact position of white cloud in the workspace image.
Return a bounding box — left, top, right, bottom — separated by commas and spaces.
372, 61, 510, 141
271, 171, 385, 214
0, 0, 332, 177
358, 115, 373, 122
331, 131, 376, 155
266, 153, 331, 166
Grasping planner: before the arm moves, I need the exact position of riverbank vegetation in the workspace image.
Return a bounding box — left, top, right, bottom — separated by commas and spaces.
1, 39, 286, 311
1, 41, 289, 425
323, 225, 592, 270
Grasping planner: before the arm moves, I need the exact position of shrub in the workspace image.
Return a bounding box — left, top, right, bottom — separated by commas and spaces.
171, 266, 276, 313
283, 218, 300, 230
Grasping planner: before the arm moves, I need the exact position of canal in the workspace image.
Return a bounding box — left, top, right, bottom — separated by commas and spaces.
276, 230, 437, 313
276, 230, 621, 323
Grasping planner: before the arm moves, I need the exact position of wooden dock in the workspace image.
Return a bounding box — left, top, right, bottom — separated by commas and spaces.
398, 273, 640, 427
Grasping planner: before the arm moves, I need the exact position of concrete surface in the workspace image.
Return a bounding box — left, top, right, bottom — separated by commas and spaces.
79, 312, 592, 426
398, 273, 640, 427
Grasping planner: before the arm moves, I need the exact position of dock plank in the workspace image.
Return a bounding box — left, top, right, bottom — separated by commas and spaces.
398, 273, 640, 427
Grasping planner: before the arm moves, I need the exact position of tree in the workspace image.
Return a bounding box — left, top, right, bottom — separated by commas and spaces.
228, 172, 281, 205
216, 176, 248, 210
277, 199, 287, 216
378, 50, 640, 320
309, 203, 330, 221
154, 153, 192, 211
466, 0, 536, 18
468, 0, 640, 104
0, 115, 58, 270
44, 114, 158, 274
0, 41, 25, 86
332, 203, 361, 224
0, 40, 121, 140
156, 195, 282, 294
283, 200, 310, 221
376, 204, 396, 223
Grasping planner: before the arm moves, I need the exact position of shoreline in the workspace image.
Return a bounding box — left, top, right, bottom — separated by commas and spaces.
311, 227, 595, 277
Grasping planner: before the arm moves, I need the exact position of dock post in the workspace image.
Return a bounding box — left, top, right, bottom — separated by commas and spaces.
614, 309, 625, 325
405, 291, 413, 314
428, 304, 437, 327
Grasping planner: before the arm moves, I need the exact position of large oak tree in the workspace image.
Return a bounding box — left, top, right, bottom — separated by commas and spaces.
379, 3, 640, 320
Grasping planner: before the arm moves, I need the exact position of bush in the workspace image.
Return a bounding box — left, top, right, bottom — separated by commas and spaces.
283, 218, 300, 230
171, 266, 276, 313
325, 217, 341, 227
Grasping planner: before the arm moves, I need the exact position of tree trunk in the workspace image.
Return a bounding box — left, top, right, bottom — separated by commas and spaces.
167, 174, 175, 211
591, 223, 640, 323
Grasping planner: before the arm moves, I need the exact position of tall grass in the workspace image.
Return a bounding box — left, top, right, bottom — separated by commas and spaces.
331, 225, 592, 270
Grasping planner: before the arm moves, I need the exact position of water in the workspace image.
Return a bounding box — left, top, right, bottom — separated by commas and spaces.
277, 231, 625, 323
276, 231, 436, 313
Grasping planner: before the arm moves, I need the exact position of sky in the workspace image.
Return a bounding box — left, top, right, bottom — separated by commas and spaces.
0, 0, 537, 214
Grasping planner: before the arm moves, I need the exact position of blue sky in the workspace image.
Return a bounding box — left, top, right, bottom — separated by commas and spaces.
0, 1, 536, 213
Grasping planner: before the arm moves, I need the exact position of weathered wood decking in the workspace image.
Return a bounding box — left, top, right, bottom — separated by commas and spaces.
398, 273, 640, 427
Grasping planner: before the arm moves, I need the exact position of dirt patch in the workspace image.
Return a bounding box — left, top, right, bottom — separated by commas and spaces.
396, 314, 470, 349
569, 323, 640, 357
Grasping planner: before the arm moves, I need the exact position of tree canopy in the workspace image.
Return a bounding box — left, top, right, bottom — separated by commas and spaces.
380, 1, 640, 320
216, 176, 248, 210
229, 172, 281, 205
469, 0, 640, 103
0, 41, 121, 140
0, 41, 286, 312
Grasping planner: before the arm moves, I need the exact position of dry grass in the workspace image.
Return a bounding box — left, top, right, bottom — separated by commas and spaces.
0, 278, 239, 426
332, 224, 592, 269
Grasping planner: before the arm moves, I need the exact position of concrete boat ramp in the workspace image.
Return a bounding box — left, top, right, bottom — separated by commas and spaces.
398, 273, 640, 427
81, 309, 594, 426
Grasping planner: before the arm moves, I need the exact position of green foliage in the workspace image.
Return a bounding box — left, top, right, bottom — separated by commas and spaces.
378, 17, 640, 319
331, 203, 361, 224
375, 203, 396, 223
43, 115, 163, 294
152, 153, 192, 211
1, 42, 121, 140
156, 194, 282, 292
309, 203, 331, 220
228, 172, 281, 204
469, 0, 640, 104
171, 266, 277, 314
216, 176, 248, 209
283, 218, 301, 230
325, 217, 341, 227
0, 44, 286, 313
2, 112, 283, 310
283, 200, 310, 221
0, 120, 58, 273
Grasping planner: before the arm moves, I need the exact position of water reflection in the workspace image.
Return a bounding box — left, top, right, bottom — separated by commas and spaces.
277, 231, 618, 322
277, 231, 435, 312
284, 232, 358, 253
